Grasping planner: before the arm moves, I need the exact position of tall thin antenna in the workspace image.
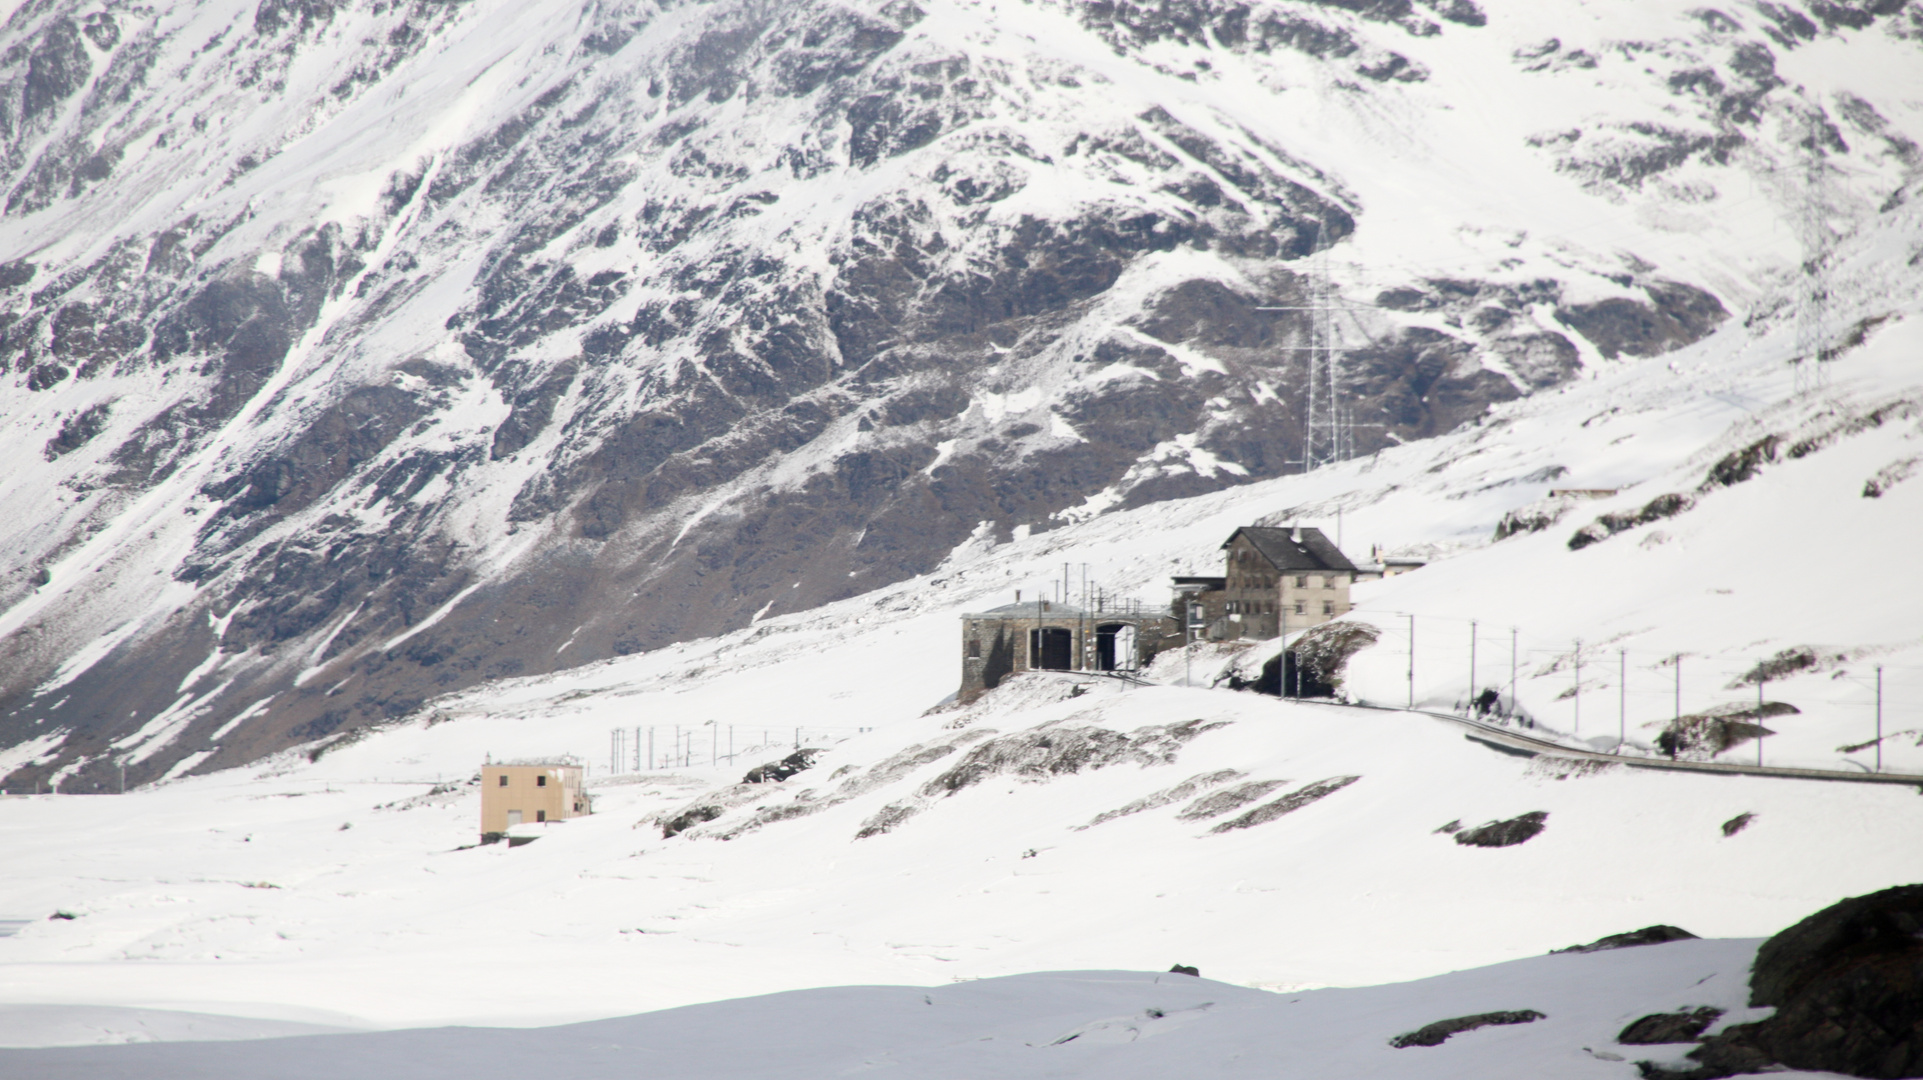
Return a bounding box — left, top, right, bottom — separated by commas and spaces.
1794, 109, 1832, 397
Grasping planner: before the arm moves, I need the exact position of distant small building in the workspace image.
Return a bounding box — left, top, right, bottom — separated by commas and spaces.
958, 597, 1168, 704
480, 759, 588, 843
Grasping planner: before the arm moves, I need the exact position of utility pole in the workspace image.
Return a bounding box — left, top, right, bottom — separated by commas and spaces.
1758, 676, 1766, 766
1876, 666, 1884, 772
1407, 614, 1415, 709
1573, 639, 1582, 735
1510, 628, 1518, 723
1469, 620, 1478, 715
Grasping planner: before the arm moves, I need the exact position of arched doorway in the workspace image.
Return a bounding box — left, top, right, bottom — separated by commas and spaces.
1094, 623, 1133, 671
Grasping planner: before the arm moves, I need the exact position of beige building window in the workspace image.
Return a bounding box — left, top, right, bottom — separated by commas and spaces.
1294, 576, 1307, 588
1323, 601, 1334, 614
1294, 602, 1305, 615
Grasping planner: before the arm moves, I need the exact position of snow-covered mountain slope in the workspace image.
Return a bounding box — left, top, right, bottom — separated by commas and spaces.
0, 939, 1802, 1078
1, 251, 1920, 1037
3, 0, 1919, 786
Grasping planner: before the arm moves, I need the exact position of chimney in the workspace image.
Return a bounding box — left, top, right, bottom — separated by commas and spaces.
1291, 525, 1302, 543
1015, 589, 1022, 602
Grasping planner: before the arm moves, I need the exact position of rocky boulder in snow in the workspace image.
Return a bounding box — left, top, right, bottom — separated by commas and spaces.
1555, 925, 1701, 954
1389, 1009, 1546, 1048
1644, 884, 1923, 1079
1453, 810, 1548, 848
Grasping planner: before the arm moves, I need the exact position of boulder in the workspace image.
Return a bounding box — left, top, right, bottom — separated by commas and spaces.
1454, 811, 1548, 848
1640, 884, 1923, 1079
1555, 925, 1700, 954
1619, 1007, 1724, 1044
1390, 1010, 1546, 1048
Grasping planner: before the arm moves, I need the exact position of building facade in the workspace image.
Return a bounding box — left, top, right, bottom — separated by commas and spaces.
1218, 525, 1359, 640
480, 760, 588, 842
957, 598, 1169, 704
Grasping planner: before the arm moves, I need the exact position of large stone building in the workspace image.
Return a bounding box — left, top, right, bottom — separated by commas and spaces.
957, 597, 1169, 704
1215, 526, 1358, 640
480, 759, 589, 843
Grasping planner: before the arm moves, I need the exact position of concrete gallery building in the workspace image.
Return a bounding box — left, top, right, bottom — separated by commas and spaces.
480, 759, 588, 842
956, 597, 1168, 704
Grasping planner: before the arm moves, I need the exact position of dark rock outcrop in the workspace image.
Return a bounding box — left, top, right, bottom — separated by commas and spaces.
742, 749, 821, 784
1390, 1009, 1546, 1047
1554, 925, 1701, 954
1620, 1007, 1725, 1044
1208, 775, 1360, 833
1168, 963, 1200, 976
1454, 810, 1548, 848
1652, 703, 1797, 759
1642, 884, 1923, 1079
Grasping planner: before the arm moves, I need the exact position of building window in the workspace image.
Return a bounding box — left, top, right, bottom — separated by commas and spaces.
967, 638, 981, 658
1294, 576, 1307, 588
536, 810, 547, 823
1294, 602, 1305, 615
1323, 602, 1334, 615
497, 775, 507, 787
537, 775, 548, 787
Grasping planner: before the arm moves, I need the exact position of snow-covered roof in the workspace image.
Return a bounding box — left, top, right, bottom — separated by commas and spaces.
962, 601, 1092, 619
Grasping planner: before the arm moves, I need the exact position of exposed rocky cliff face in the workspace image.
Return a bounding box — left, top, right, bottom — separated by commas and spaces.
0, 0, 1914, 787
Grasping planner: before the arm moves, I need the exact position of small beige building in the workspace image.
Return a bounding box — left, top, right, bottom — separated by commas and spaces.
480, 759, 588, 842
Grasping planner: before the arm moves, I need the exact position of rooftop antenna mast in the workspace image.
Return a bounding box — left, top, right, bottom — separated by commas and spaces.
1794, 108, 1832, 398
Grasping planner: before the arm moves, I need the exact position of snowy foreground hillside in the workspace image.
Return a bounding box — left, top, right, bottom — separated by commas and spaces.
0, 941, 1805, 1078
2, 208, 1922, 1075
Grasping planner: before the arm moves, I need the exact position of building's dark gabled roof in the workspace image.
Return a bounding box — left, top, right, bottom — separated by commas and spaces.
1172, 576, 1226, 590
1222, 526, 1359, 573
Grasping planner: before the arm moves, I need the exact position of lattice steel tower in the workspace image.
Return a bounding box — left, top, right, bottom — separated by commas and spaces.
1794, 110, 1833, 397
